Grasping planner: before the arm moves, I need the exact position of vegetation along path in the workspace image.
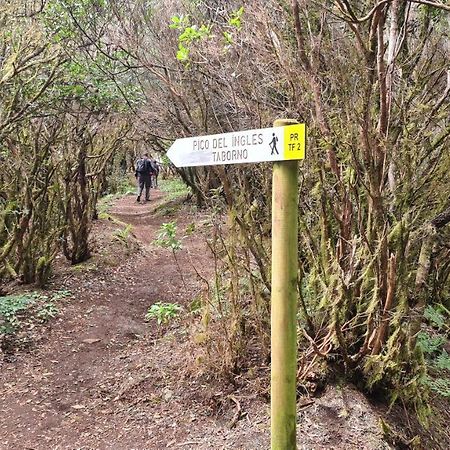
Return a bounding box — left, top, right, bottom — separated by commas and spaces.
1, 188, 448, 449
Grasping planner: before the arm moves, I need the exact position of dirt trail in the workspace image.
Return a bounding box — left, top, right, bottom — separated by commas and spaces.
0, 191, 239, 449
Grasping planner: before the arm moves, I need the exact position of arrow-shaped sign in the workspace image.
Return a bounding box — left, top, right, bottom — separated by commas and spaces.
166, 124, 305, 168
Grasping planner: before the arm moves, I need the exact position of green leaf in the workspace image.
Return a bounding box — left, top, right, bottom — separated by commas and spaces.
422, 375, 450, 398
145, 302, 183, 325
229, 6, 244, 29
176, 43, 189, 62
169, 15, 189, 30
223, 31, 233, 45
0, 293, 36, 335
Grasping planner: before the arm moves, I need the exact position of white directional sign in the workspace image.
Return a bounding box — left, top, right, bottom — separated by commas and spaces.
166, 124, 305, 167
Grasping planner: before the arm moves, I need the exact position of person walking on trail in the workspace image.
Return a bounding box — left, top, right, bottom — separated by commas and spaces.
150, 158, 160, 189
135, 153, 153, 202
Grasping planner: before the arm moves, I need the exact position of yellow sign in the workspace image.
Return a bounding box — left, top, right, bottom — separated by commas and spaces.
283, 124, 306, 160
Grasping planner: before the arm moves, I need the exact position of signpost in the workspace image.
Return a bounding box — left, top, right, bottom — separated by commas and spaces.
270, 119, 299, 450
167, 123, 305, 167
167, 120, 305, 450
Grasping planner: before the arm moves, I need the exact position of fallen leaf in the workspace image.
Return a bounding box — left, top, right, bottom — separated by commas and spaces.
82, 338, 101, 344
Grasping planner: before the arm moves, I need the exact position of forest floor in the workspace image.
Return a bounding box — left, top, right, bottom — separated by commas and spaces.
0, 186, 448, 449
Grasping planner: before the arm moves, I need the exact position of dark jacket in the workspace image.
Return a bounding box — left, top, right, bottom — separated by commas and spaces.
135, 158, 154, 178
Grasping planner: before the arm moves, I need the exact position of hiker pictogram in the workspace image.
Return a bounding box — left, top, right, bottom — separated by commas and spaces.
269, 133, 279, 155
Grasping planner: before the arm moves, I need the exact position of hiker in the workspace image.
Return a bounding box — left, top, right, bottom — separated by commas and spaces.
150, 158, 160, 188
135, 153, 153, 202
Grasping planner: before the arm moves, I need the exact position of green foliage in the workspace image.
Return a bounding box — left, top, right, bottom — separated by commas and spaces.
41, 0, 144, 111
58, 55, 142, 111
222, 7, 244, 46
155, 222, 182, 251
417, 332, 446, 355
158, 179, 190, 201
0, 293, 36, 335
179, 24, 211, 43
434, 351, 450, 371
177, 43, 190, 62
228, 6, 244, 29
0, 0, 138, 282
223, 31, 233, 45
113, 224, 133, 243
52, 289, 72, 300
169, 14, 190, 30
154, 220, 187, 287
424, 304, 449, 331
417, 303, 450, 400
145, 302, 183, 325
422, 375, 450, 398
37, 302, 59, 322
0, 289, 71, 335
169, 15, 211, 64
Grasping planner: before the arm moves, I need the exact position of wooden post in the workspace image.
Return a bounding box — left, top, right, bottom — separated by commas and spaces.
271, 118, 299, 450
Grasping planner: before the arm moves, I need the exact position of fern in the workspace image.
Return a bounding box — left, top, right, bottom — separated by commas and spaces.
423, 376, 450, 398
418, 329, 450, 400
434, 350, 450, 371
424, 304, 449, 331
113, 224, 132, 243
416, 331, 446, 354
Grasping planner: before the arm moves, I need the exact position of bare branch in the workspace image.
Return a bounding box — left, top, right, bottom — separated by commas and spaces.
340, 0, 450, 23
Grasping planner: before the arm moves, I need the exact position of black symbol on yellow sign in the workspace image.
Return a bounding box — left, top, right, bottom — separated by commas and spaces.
287, 133, 300, 151
283, 124, 306, 160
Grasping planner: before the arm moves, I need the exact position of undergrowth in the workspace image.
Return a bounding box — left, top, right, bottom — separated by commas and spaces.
158, 179, 191, 201
417, 304, 450, 399
113, 224, 133, 244
154, 221, 186, 288
104, 174, 136, 197
98, 175, 136, 217
145, 302, 183, 325
0, 290, 72, 349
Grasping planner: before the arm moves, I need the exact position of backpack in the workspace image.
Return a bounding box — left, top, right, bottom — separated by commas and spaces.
136, 158, 147, 174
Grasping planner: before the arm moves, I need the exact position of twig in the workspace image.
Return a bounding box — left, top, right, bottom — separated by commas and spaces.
229, 395, 242, 429
299, 400, 315, 410
172, 249, 187, 290
302, 330, 333, 357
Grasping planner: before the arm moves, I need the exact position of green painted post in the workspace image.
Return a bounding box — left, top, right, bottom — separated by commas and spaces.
271, 119, 299, 450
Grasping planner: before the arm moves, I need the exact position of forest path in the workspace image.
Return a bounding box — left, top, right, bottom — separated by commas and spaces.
0, 189, 267, 449
0, 189, 398, 450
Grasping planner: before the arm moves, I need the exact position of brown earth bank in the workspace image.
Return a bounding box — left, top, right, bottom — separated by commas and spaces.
0, 189, 448, 449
